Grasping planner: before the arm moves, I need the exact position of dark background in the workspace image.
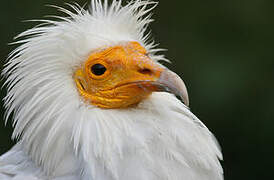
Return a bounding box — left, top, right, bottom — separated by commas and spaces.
0, 0, 273, 179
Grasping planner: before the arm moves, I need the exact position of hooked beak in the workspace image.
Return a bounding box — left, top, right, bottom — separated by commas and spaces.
155, 69, 189, 107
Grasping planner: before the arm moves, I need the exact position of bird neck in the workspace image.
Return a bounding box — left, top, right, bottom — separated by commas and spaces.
18, 92, 222, 180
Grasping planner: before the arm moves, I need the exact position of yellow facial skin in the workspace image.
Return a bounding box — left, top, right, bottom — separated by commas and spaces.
74, 41, 165, 109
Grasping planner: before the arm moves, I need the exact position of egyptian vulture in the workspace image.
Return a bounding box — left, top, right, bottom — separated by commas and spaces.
0, 0, 223, 180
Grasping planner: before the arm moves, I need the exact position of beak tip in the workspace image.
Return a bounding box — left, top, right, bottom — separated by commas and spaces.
157, 69, 190, 107
183, 96, 190, 107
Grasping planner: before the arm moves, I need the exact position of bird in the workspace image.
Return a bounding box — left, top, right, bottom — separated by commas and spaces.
0, 0, 223, 180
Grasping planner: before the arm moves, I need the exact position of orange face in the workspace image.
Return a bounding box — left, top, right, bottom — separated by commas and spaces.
74, 42, 166, 108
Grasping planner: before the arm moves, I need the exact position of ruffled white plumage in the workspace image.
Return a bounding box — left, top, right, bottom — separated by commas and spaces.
0, 0, 223, 179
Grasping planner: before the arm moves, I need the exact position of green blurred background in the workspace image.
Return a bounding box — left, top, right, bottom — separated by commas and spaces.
0, 0, 273, 179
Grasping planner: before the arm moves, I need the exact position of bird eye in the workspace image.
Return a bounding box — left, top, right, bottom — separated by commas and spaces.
91, 63, 107, 76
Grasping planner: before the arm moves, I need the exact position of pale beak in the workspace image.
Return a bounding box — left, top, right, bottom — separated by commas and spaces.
156, 69, 189, 107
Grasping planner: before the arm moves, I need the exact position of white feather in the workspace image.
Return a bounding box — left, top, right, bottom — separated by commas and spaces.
0, 1, 223, 179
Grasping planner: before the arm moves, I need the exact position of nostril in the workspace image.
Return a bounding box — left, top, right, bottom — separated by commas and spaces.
138, 68, 152, 75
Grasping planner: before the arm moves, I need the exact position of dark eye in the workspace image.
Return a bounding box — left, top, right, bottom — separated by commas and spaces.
91, 63, 107, 76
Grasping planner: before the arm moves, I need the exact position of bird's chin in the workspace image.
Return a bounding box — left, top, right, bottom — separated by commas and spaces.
75, 75, 189, 109
80, 82, 155, 109
73, 76, 152, 108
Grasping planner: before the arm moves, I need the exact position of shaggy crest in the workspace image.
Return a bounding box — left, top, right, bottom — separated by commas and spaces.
0, 1, 223, 180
